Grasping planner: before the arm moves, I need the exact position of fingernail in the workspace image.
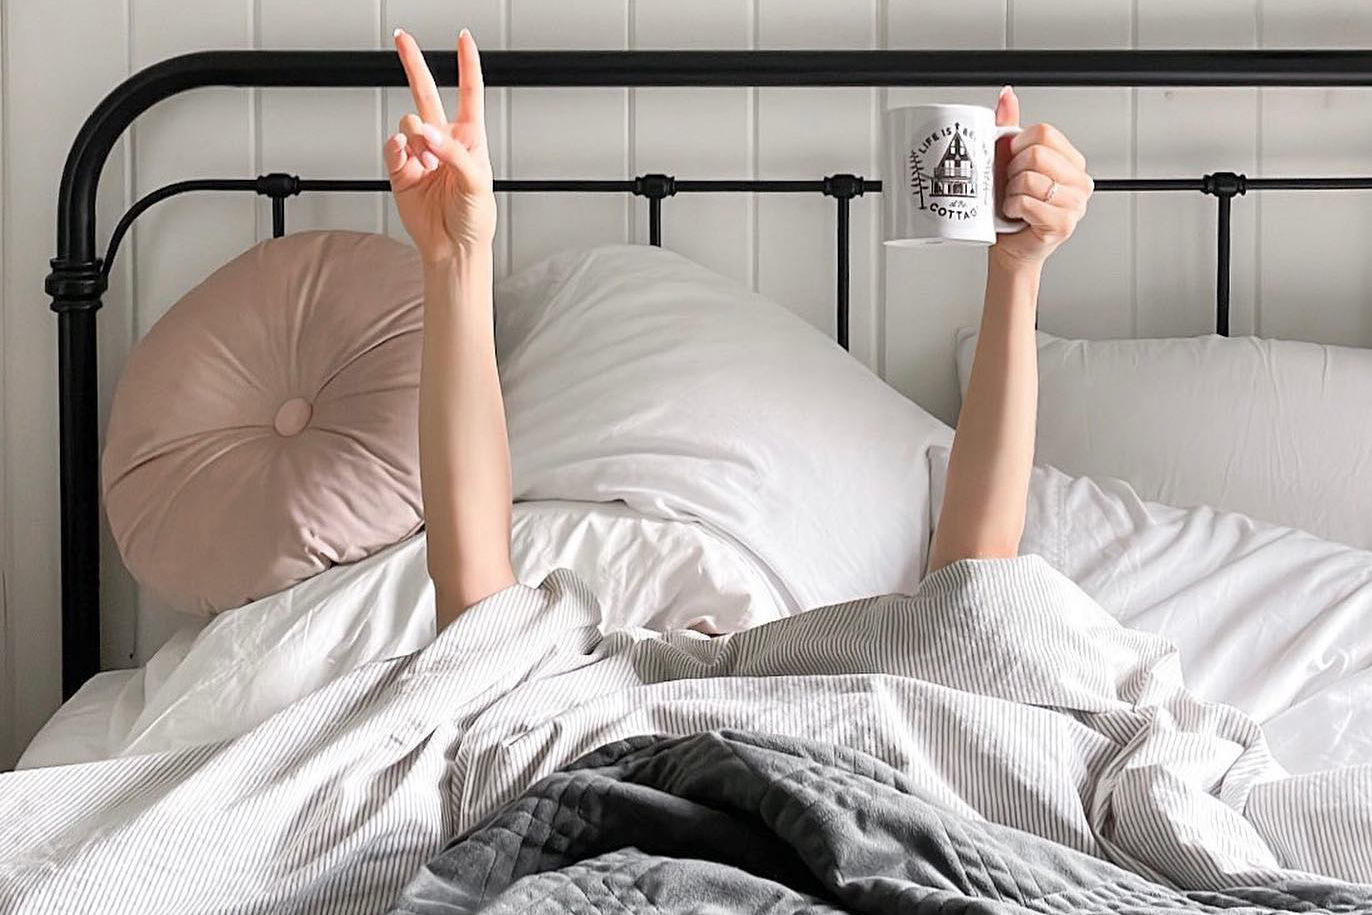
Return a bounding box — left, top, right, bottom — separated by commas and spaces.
393, 27, 404, 39
420, 123, 445, 146
460, 27, 471, 40
421, 151, 439, 170
390, 132, 406, 147
1001, 84, 1013, 97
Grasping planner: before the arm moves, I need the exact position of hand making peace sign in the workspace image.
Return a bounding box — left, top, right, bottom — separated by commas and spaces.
386, 27, 496, 265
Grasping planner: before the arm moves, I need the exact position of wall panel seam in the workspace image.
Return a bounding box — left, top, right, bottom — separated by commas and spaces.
373, 0, 384, 234
501, 0, 512, 276
625, 0, 635, 244
1129, 0, 1139, 337
126, 0, 139, 343
870, 0, 887, 374
1254, 0, 1265, 337
0, 0, 13, 768
250, 0, 261, 242
747, 0, 759, 292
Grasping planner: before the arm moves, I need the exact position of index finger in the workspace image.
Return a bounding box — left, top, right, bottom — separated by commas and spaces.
455, 28, 485, 131
394, 28, 448, 126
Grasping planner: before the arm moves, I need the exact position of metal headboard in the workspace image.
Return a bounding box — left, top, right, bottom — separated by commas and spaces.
46, 48, 1372, 697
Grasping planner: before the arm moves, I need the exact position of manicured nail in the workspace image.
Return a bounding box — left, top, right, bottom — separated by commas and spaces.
393, 27, 404, 39
420, 123, 445, 147
420, 150, 439, 170
460, 28, 471, 40
1000, 84, 1013, 97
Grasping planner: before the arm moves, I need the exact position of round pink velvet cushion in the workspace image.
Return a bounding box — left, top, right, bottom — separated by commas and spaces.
103, 230, 425, 615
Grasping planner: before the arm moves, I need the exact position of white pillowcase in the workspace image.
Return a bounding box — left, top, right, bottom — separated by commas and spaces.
928, 446, 1372, 774
954, 329, 1372, 551
499, 244, 953, 609
19, 500, 788, 768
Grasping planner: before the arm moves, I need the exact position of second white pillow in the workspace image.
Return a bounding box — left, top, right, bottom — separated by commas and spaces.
954, 329, 1372, 551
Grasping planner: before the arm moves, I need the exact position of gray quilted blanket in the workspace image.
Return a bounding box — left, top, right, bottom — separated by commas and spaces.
391, 730, 1372, 914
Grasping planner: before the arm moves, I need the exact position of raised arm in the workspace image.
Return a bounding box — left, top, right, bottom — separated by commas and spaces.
927, 87, 1092, 574
387, 28, 515, 627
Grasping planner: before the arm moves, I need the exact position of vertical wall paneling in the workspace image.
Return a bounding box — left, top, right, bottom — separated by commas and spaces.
1135, 0, 1258, 338
883, 0, 1007, 425
258, 1, 384, 237
1258, 1, 1372, 346
756, 0, 879, 367
506, 1, 630, 273
632, 2, 752, 288
1011, 0, 1134, 343
3, 0, 131, 758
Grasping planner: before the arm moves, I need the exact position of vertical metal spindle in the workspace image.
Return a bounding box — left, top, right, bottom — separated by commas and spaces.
272, 196, 286, 238
57, 308, 102, 698
836, 194, 850, 350
649, 196, 662, 247
1215, 193, 1231, 336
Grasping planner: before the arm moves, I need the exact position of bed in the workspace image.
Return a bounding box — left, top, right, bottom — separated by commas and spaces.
8, 43, 1372, 912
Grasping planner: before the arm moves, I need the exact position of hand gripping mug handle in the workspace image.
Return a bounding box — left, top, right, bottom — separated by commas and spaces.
993, 124, 1026, 234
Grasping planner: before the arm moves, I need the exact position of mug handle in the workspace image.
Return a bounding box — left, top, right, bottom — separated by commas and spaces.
993, 124, 1026, 234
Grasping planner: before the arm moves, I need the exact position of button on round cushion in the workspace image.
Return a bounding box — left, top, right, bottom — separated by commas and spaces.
103, 230, 425, 615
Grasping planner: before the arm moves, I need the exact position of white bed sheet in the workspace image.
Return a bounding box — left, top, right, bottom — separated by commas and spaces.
19, 498, 789, 769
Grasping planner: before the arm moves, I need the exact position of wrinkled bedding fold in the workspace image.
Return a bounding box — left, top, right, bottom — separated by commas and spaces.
393, 731, 1372, 915
2, 555, 1369, 913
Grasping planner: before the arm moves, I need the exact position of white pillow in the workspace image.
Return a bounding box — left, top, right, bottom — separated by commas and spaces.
498, 244, 953, 608
19, 500, 788, 767
954, 329, 1372, 551
928, 446, 1372, 774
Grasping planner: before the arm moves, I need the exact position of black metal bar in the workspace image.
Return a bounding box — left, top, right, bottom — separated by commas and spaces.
823, 175, 867, 351
632, 174, 676, 248
100, 179, 257, 279
1094, 178, 1205, 192
93, 167, 1372, 341
59, 49, 1372, 264
1200, 172, 1246, 336
271, 197, 286, 238
648, 198, 662, 247
835, 196, 851, 350
57, 310, 101, 698
1216, 194, 1232, 336
1245, 176, 1372, 190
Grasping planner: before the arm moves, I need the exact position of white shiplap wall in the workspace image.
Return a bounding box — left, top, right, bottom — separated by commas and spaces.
4, 0, 1372, 768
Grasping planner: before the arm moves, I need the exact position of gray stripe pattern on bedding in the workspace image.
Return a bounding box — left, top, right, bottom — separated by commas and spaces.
393, 730, 1372, 915
1, 555, 1369, 912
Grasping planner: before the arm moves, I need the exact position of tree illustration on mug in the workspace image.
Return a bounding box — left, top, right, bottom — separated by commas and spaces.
908, 148, 931, 210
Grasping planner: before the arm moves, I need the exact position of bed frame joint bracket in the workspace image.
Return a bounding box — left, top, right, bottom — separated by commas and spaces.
1201, 171, 1247, 198
46, 259, 107, 312
255, 173, 303, 199
822, 173, 868, 200
633, 173, 677, 199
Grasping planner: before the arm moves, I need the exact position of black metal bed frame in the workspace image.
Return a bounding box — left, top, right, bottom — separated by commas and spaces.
46, 48, 1372, 698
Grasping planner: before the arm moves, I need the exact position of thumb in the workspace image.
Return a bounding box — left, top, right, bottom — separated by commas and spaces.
996, 84, 1020, 127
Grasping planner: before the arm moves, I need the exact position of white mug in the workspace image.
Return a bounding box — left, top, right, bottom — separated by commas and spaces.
883, 104, 1024, 247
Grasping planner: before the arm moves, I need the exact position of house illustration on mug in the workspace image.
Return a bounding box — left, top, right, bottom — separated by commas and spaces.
931, 129, 976, 198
